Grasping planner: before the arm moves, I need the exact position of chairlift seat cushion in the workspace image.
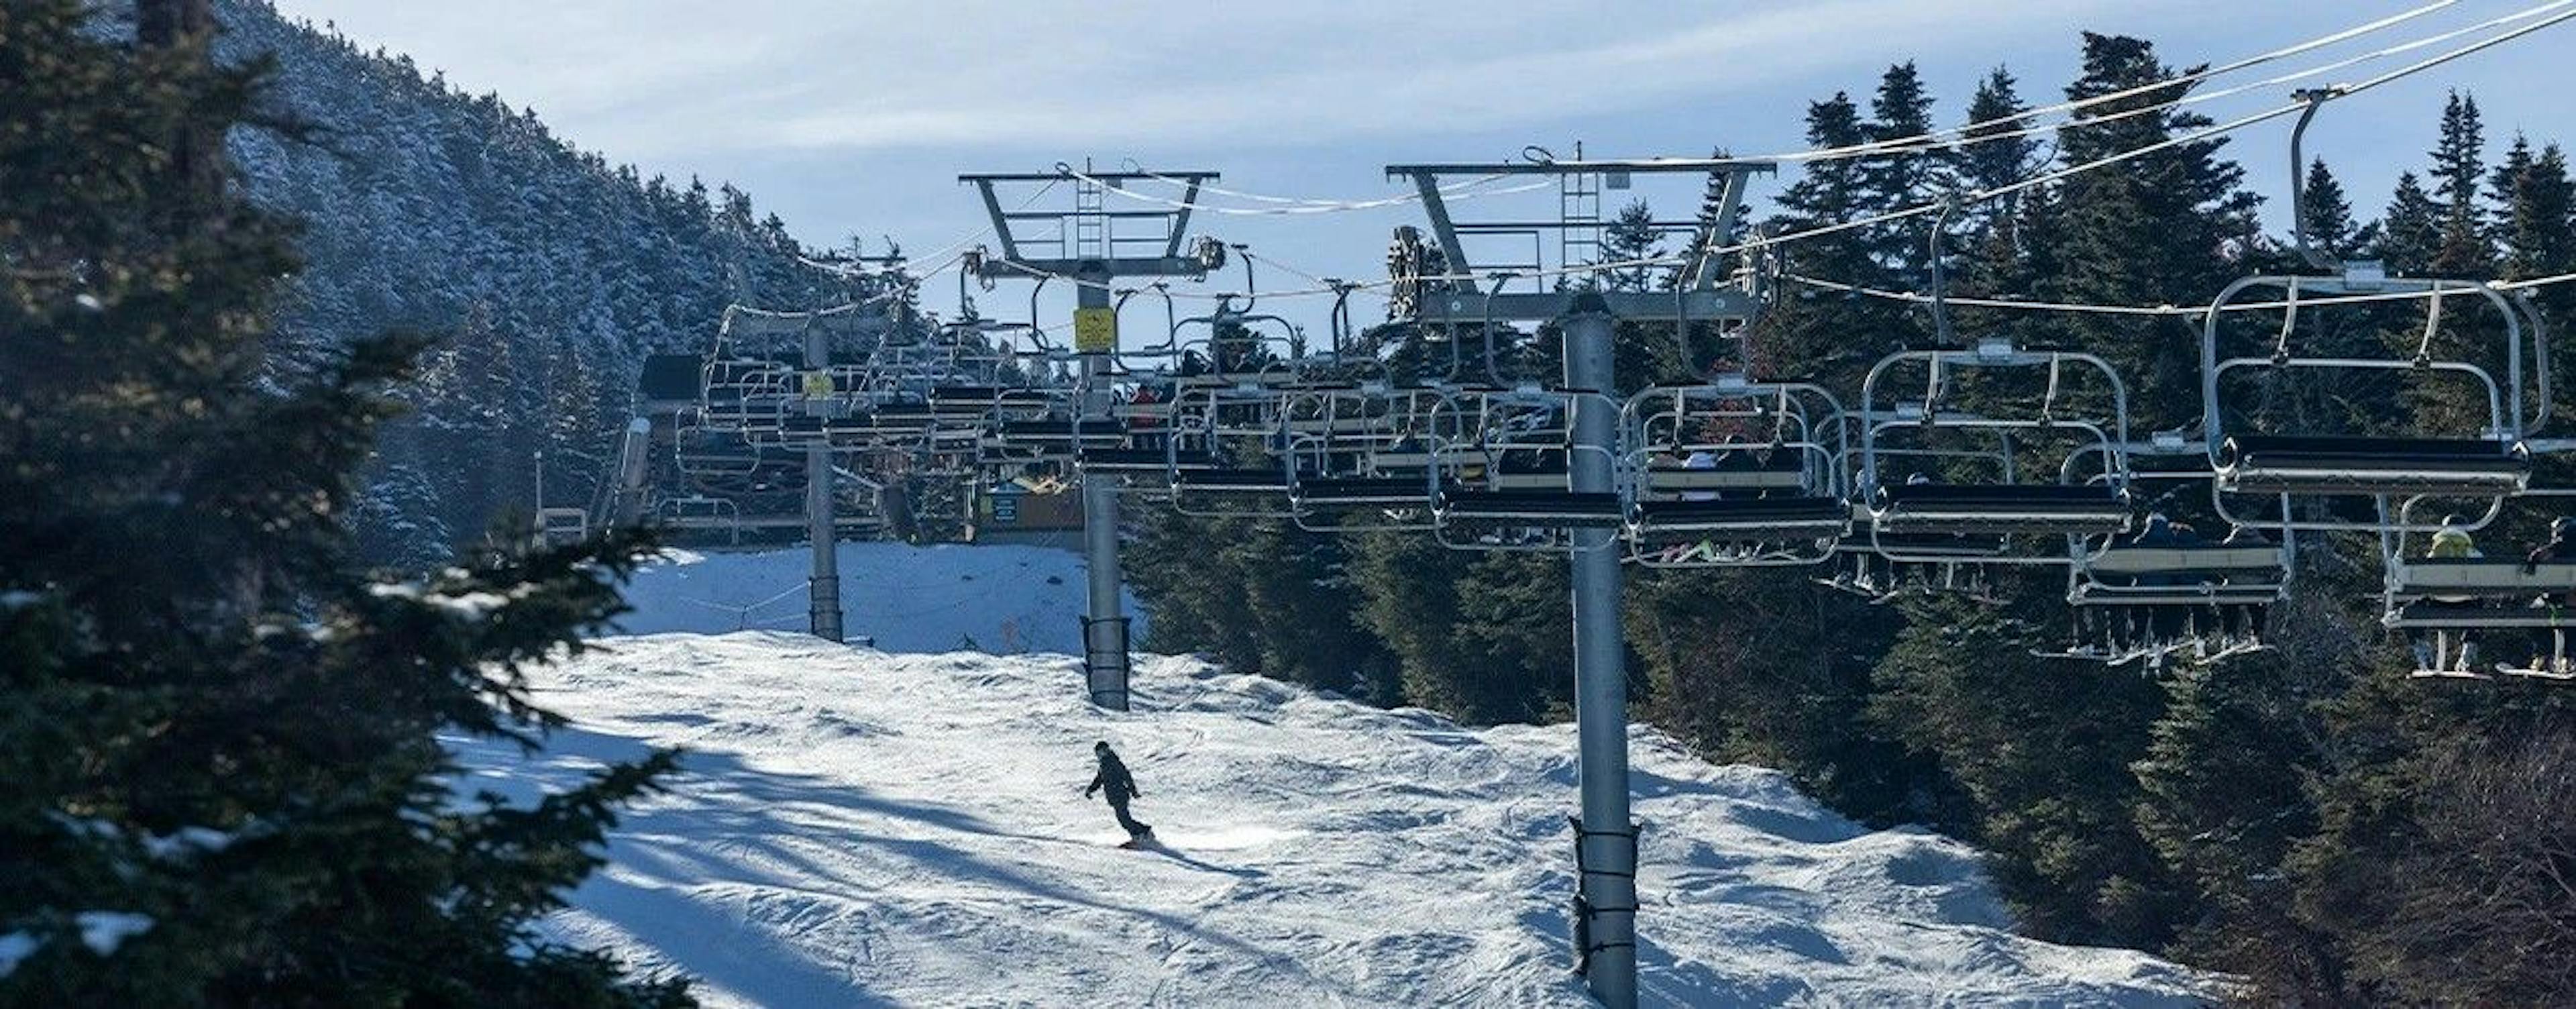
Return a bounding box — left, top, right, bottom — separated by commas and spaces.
1870, 532, 2010, 559
1078, 449, 1216, 473
1629, 496, 1849, 535
1645, 461, 1807, 492
2388, 599, 2576, 629
994, 421, 1126, 446
2072, 583, 2284, 606
1295, 477, 1434, 505
2085, 545, 2284, 575
1175, 468, 1294, 494
2219, 435, 2528, 494
1438, 490, 1624, 525
1874, 484, 2129, 535
2392, 558, 2576, 596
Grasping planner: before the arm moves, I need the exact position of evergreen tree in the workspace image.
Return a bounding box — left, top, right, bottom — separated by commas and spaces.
2428, 90, 2493, 274
1867, 597, 2176, 945
2493, 140, 2575, 282
2378, 170, 2443, 272
1599, 199, 1664, 293
1752, 92, 1890, 386
1956, 67, 2041, 242
2046, 34, 2257, 427
0, 4, 687, 1002
2296, 158, 2357, 262
1858, 62, 1951, 286
1776, 94, 1872, 240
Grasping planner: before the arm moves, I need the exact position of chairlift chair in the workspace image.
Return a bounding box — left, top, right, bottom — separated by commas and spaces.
1431, 387, 1625, 551
2382, 495, 2576, 682
2200, 268, 2545, 530
1622, 378, 1851, 568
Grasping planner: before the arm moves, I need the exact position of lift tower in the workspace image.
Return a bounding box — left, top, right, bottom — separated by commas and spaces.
961, 166, 1224, 711
1387, 153, 1772, 1009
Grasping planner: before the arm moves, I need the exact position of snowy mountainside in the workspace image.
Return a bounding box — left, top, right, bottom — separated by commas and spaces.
458, 629, 2211, 1006
612, 543, 1144, 655
207, 0, 866, 563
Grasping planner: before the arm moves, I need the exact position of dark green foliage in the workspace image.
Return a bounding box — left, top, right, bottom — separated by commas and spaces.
2430, 90, 2491, 274
1599, 199, 1665, 293
0, 3, 687, 1003
1629, 571, 1917, 821
1131, 513, 1397, 703
1868, 593, 2176, 944
209, 0, 859, 563
2379, 170, 2443, 272
2296, 158, 2360, 261
1120, 33, 2576, 1005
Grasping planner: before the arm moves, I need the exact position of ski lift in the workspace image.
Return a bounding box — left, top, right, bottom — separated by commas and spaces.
1159, 380, 1299, 518
1432, 387, 1624, 551
2382, 494, 2576, 682
2200, 91, 2548, 531
2057, 437, 2292, 664
1858, 341, 2135, 549
1621, 376, 1850, 568
1171, 294, 1303, 386
1281, 384, 1448, 533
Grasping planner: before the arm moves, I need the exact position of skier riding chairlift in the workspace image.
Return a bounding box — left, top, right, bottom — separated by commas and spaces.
2520, 517, 2576, 677
2415, 514, 2483, 674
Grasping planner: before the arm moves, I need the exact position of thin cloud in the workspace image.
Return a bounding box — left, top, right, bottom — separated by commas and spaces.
273, 0, 2151, 158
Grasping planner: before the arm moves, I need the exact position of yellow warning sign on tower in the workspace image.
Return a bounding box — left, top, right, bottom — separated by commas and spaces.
802, 370, 834, 399
1073, 307, 1118, 353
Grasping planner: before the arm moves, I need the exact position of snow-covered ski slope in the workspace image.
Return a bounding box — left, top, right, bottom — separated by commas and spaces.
612, 542, 1141, 655
453, 551, 2211, 1006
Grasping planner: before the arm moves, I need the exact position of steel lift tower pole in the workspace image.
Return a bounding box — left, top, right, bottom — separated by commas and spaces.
802, 317, 844, 643
1387, 153, 1772, 1009
961, 166, 1223, 711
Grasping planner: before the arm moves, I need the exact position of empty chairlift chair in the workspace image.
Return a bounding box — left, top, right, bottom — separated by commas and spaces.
2200, 268, 2547, 527
1853, 340, 2138, 592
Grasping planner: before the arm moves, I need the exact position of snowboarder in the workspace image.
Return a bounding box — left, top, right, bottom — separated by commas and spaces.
1084, 741, 1154, 845
2521, 517, 2576, 676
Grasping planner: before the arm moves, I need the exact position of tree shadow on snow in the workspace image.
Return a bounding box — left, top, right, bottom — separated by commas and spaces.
455, 721, 1332, 1006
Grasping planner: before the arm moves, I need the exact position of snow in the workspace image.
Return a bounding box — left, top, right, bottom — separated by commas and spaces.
612, 543, 1142, 655
142, 826, 239, 862
0, 933, 34, 979
368, 581, 517, 619
453, 629, 2212, 1007
72, 913, 151, 957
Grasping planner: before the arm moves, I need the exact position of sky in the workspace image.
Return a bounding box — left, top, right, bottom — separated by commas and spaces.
263, 0, 2575, 337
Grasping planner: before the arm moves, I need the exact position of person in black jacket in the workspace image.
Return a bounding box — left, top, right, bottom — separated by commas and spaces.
1084, 741, 1153, 843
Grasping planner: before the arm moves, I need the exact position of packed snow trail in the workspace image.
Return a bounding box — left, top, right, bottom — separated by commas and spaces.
452, 631, 2210, 1007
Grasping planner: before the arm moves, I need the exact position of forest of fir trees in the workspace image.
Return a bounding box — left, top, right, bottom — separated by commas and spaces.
1128, 34, 2576, 1006
42, 3, 2575, 1001
211, 0, 901, 568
